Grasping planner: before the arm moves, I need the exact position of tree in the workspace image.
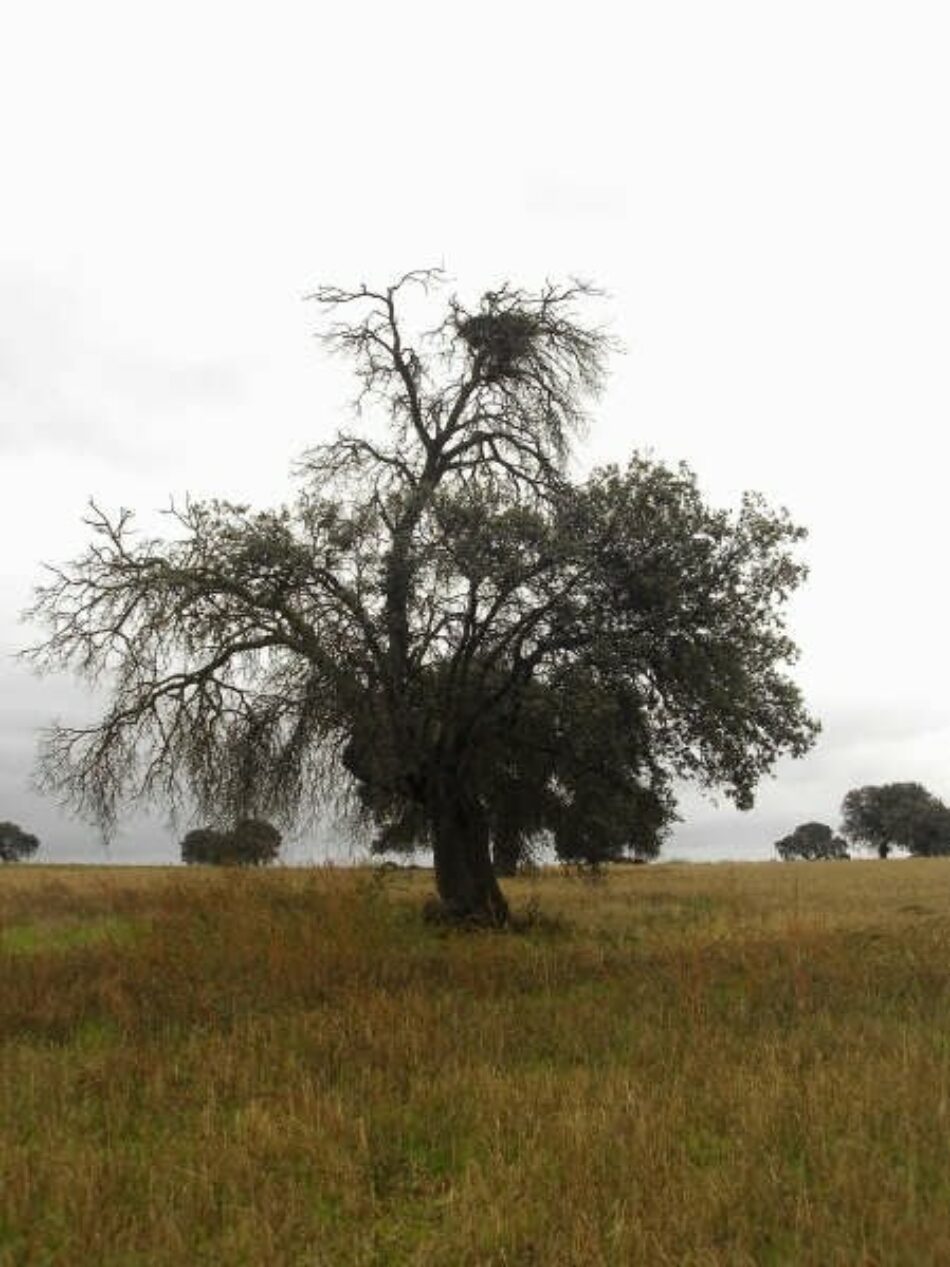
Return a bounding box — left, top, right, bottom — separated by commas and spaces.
230, 818, 282, 865
26, 270, 818, 924
906, 801, 950, 857
841, 783, 950, 859
180, 827, 228, 865
181, 819, 282, 866
0, 821, 40, 863
775, 821, 849, 861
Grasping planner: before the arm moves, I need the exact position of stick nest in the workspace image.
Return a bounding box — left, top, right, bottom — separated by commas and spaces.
457, 311, 540, 382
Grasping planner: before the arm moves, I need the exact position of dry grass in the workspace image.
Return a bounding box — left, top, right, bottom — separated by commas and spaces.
4, 859, 950, 1265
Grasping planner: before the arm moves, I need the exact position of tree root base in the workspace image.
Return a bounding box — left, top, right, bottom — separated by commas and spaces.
421, 896, 509, 930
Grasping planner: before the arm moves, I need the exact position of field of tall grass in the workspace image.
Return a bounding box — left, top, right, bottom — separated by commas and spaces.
4, 859, 950, 1265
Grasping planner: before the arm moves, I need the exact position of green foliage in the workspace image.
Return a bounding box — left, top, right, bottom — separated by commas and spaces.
346, 452, 817, 879
359, 665, 674, 870
841, 783, 950, 859
775, 821, 849, 861
180, 819, 281, 866
0, 822, 39, 863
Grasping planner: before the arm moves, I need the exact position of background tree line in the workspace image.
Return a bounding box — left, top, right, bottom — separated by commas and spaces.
776, 782, 950, 860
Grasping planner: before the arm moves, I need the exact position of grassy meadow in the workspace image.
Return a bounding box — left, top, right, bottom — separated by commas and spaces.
4, 859, 950, 1265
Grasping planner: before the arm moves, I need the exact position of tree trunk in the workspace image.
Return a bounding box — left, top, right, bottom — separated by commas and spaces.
492, 830, 522, 877
430, 781, 509, 926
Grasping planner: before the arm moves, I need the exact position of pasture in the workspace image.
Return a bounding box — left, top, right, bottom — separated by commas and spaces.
3, 859, 950, 1265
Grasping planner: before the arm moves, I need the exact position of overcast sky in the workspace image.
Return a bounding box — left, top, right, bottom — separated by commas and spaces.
3, 1, 950, 864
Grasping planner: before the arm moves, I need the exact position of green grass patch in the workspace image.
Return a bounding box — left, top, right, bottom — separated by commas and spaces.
0, 914, 142, 956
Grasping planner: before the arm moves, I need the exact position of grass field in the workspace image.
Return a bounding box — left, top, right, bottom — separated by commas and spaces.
4, 859, 950, 1265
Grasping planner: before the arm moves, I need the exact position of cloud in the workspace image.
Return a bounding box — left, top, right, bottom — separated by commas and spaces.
524, 177, 630, 220
0, 266, 251, 467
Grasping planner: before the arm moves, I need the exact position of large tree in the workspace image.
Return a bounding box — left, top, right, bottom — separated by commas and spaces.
841, 783, 950, 859
27, 271, 817, 923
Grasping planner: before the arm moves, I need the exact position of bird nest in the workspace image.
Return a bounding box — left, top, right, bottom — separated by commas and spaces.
457, 310, 540, 382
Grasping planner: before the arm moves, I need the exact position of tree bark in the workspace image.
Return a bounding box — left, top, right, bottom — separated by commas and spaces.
492, 830, 522, 877
430, 780, 509, 925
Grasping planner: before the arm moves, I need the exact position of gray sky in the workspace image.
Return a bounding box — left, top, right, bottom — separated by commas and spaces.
3, 1, 950, 863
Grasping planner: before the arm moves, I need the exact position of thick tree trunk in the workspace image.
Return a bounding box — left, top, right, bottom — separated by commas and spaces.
430, 782, 509, 925
492, 830, 522, 878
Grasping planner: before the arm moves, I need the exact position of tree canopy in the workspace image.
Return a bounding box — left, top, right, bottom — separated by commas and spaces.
26, 270, 818, 922
0, 822, 40, 864
841, 783, 950, 859
180, 819, 282, 866
775, 821, 849, 861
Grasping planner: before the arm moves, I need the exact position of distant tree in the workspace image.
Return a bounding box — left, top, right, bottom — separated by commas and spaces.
27, 271, 818, 925
180, 827, 228, 865
841, 783, 950, 859
775, 821, 849, 861
0, 821, 40, 863
230, 818, 282, 865
181, 819, 281, 866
